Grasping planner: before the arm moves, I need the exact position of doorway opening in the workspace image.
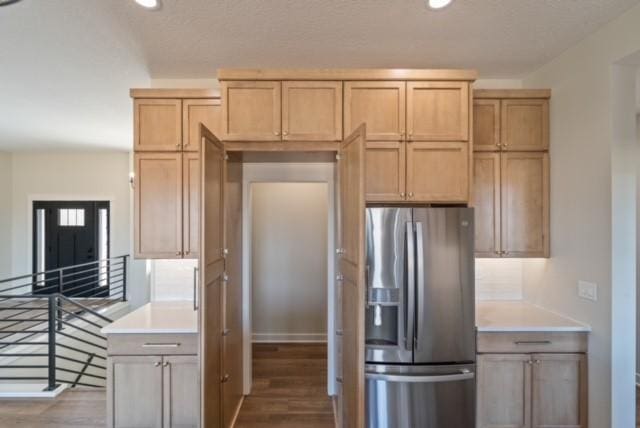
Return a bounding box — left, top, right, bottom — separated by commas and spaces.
32, 200, 110, 296
237, 162, 336, 426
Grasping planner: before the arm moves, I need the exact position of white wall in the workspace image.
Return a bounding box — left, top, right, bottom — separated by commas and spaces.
8, 151, 149, 308
251, 182, 328, 342
520, 4, 640, 426
0, 151, 12, 278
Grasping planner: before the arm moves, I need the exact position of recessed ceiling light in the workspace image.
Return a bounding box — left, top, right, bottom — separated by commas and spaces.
134, 0, 160, 10
427, 0, 452, 10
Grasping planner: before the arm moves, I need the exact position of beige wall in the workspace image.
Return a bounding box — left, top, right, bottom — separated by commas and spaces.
251, 182, 328, 342
0, 152, 12, 278
8, 151, 149, 308
521, 4, 640, 426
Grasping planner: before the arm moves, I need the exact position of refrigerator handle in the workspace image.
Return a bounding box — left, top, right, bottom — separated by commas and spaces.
365, 369, 474, 383
405, 222, 415, 352
415, 222, 425, 351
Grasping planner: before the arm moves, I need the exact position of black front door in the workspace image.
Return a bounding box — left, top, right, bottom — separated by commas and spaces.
33, 201, 109, 297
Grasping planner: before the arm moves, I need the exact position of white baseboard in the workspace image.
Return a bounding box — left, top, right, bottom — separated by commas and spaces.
252, 333, 327, 343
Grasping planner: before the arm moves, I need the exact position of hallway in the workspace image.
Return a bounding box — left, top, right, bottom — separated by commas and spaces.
235, 343, 334, 428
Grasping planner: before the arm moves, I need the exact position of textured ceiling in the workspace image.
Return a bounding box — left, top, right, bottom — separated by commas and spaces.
0, 0, 639, 150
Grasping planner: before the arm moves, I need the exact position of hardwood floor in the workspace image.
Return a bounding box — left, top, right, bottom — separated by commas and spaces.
235, 343, 335, 428
0, 389, 106, 428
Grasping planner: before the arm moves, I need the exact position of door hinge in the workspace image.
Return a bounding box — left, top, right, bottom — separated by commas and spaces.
222, 248, 229, 257
223, 154, 229, 160
336, 273, 344, 281
335, 154, 341, 161
335, 248, 345, 255
222, 273, 229, 282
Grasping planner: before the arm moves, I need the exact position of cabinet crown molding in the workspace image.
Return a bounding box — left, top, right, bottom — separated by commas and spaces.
217, 68, 477, 81
130, 88, 221, 99
474, 89, 551, 99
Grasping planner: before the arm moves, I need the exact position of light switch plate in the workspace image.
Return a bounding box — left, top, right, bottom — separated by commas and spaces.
578, 280, 598, 301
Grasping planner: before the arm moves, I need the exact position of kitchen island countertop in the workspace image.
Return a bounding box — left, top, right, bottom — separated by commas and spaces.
476, 300, 591, 332
101, 301, 197, 334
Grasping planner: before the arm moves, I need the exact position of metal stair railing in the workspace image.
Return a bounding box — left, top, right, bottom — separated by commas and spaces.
0, 255, 128, 391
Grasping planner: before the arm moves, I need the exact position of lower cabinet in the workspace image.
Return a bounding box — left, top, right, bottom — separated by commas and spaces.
477, 351, 587, 428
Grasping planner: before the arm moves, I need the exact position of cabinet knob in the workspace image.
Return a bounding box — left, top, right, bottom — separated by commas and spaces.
185, 251, 190, 256
283, 131, 288, 136
176, 251, 182, 256
163, 361, 170, 367
221, 374, 230, 383
400, 192, 405, 198
274, 131, 280, 136
336, 376, 343, 383
154, 361, 161, 367
176, 143, 182, 149
408, 192, 414, 198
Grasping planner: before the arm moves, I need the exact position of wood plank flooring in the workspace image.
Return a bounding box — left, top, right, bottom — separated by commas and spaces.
235, 343, 335, 428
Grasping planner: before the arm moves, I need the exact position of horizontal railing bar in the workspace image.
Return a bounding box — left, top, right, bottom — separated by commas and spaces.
0, 330, 48, 334
0, 317, 47, 333
57, 320, 107, 342
57, 367, 106, 380
57, 307, 107, 329
0, 309, 50, 330
56, 331, 106, 351
56, 354, 106, 370
0, 365, 49, 369
61, 272, 125, 293
0, 341, 48, 345
0, 377, 48, 380
57, 296, 113, 323
0, 318, 49, 323
0, 255, 129, 284
56, 343, 106, 361
79, 299, 119, 314
0, 353, 48, 357
61, 263, 124, 278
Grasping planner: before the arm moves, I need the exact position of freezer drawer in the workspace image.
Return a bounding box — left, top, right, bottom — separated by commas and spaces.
365, 363, 476, 428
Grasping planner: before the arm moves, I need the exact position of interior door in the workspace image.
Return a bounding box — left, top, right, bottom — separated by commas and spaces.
199, 124, 226, 428
338, 124, 366, 428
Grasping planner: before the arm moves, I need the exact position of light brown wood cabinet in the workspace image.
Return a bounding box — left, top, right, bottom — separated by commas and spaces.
183, 99, 222, 151
407, 81, 469, 141
183, 152, 201, 258
473, 91, 550, 152
365, 141, 405, 202
477, 353, 587, 428
107, 339, 199, 428
134, 99, 183, 151
282, 80, 342, 141
221, 81, 281, 141
344, 81, 406, 140
473, 152, 549, 258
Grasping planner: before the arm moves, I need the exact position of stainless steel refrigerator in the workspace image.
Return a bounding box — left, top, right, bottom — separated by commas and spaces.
365, 207, 475, 428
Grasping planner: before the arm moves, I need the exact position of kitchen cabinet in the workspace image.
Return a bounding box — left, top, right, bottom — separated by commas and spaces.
134, 152, 183, 259
473, 90, 550, 152
221, 81, 281, 141
473, 150, 549, 258
282, 80, 342, 141
163, 355, 200, 428
407, 81, 469, 141
134, 99, 182, 151
183, 99, 222, 152
344, 81, 406, 141
477, 332, 588, 428
365, 141, 405, 202
406, 141, 469, 202
183, 152, 200, 258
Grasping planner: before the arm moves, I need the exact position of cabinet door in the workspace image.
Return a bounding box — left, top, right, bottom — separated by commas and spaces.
473, 99, 501, 151
282, 81, 342, 141
134, 99, 182, 151
163, 355, 199, 428
531, 354, 587, 428
501, 99, 549, 151
365, 141, 406, 202
344, 81, 405, 141
183, 152, 200, 259
477, 354, 531, 428
407, 81, 469, 141
501, 152, 549, 257
221, 81, 281, 141
134, 152, 183, 259
108, 356, 163, 428
473, 153, 501, 257
183, 99, 222, 152
406, 141, 469, 202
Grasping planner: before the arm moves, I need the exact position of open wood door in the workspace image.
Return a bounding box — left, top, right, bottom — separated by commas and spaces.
199, 124, 226, 428
338, 124, 366, 428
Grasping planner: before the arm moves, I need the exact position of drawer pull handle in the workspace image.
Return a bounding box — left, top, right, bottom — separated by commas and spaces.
514, 340, 551, 345
143, 343, 181, 348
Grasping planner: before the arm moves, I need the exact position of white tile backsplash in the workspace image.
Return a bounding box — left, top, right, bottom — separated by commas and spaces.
475, 259, 523, 300
151, 259, 199, 302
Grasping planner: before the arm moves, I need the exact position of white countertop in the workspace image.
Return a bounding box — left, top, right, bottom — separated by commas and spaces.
101, 301, 198, 334
476, 301, 591, 332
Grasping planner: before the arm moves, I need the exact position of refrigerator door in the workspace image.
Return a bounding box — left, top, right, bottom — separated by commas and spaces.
412, 207, 475, 364
364, 207, 413, 364
365, 363, 476, 428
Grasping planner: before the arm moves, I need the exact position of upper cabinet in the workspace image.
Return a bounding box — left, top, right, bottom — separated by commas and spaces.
344, 81, 406, 141
282, 81, 342, 141
134, 99, 182, 151
406, 81, 469, 141
183, 99, 221, 152
221, 81, 281, 141
473, 90, 550, 152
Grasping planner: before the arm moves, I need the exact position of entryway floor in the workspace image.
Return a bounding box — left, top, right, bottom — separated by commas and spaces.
235, 343, 334, 428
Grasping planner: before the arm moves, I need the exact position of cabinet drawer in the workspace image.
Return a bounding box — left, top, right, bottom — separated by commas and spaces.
477, 332, 587, 353
107, 333, 198, 356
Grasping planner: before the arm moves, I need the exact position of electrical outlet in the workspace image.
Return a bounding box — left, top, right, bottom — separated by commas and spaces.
577, 280, 598, 301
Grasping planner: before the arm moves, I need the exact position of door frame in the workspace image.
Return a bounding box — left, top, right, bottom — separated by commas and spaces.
241, 162, 337, 395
